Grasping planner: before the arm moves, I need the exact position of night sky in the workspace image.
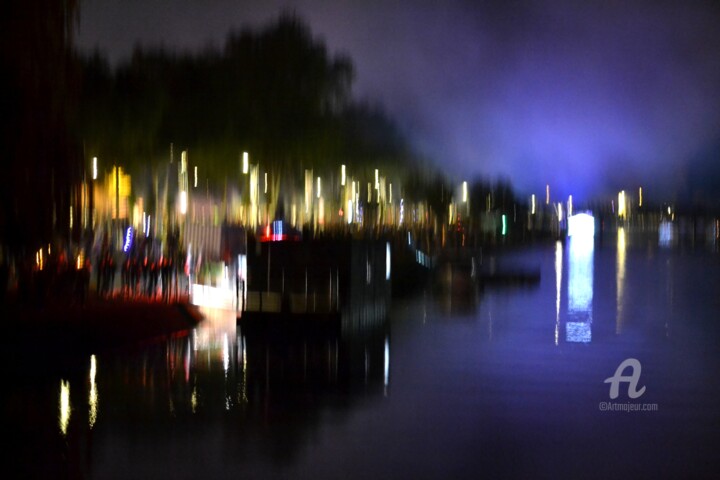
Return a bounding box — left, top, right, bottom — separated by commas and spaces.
75, 0, 720, 204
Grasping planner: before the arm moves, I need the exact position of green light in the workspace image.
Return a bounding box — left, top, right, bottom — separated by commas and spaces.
502, 214, 507, 236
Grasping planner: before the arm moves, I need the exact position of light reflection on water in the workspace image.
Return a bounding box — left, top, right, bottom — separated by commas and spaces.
616, 228, 626, 334
566, 234, 594, 343
9, 237, 720, 478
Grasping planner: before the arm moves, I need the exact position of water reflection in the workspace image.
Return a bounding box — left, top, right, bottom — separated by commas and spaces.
566, 234, 594, 343
88, 354, 98, 429
554, 241, 562, 346
86, 304, 389, 424
616, 228, 627, 334
59, 379, 70, 436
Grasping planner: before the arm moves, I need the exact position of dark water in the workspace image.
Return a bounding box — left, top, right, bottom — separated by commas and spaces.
7, 232, 720, 479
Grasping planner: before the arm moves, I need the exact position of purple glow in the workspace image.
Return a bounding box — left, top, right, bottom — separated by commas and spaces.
76, 1, 720, 201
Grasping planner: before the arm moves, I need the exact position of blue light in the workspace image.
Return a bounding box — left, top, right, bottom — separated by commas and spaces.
123, 227, 133, 253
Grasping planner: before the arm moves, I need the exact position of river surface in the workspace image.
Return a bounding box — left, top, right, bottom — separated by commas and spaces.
7, 232, 720, 479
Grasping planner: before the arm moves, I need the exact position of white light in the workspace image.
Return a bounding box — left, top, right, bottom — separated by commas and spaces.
568, 195, 573, 217
180, 191, 187, 215
386, 241, 391, 280
242, 151, 248, 174
567, 231, 594, 343
558, 202, 563, 222
89, 355, 98, 429
194, 166, 198, 188
317, 177, 321, 199
223, 333, 229, 376
375, 169, 379, 189
462, 181, 468, 203
389, 183, 393, 204
341, 164, 346, 186
567, 213, 595, 238
554, 241, 562, 346
146, 215, 151, 237
531, 194, 536, 215
546, 184, 550, 205
384, 338, 390, 390
347, 199, 353, 224
264, 172, 268, 194
92, 157, 97, 180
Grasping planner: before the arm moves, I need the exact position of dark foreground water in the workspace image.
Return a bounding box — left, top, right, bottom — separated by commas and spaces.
7, 232, 720, 479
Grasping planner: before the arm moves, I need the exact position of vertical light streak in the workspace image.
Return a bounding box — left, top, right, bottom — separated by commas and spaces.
616, 227, 626, 334
555, 241, 563, 346
59, 380, 71, 436
89, 355, 98, 429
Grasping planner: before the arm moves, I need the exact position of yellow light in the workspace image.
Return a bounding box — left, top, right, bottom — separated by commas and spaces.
368, 182, 372, 203
69, 206, 73, 230
92, 157, 98, 180
616, 227, 626, 334
264, 172, 268, 194
59, 380, 71, 436
242, 151, 249, 174
462, 181, 468, 203
618, 190, 626, 218
194, 166, 198, 188
341, 164, 346, 186
531, 194, 536, 215
181, 151, 187, 174
304, 170, 313, 214
638, 187, 643, 207
389, 183, 393, 204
